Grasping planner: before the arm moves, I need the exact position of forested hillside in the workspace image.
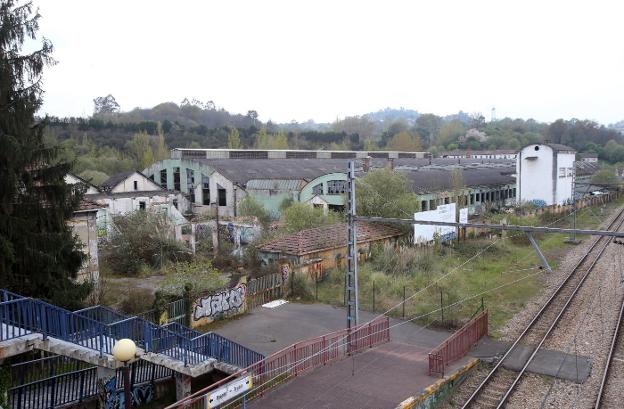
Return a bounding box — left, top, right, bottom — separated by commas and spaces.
44, 96, 624, 186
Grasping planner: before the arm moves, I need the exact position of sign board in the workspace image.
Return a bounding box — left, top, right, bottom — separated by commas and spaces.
206, 375, 253, 408
414, 203, 456, 243
459, 208, 468, 224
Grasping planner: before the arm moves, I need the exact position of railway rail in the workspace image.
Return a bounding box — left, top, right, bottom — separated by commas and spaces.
594, 263, 624, 408
459, 206, 624, 409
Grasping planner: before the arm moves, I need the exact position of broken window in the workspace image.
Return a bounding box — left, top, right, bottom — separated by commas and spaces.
160, 169, 167, 187
218, 187, 227, 206
202, 175, 210, 205
312, 183, 323, 195
173, 167, 181, 191
327, 180, 347, 195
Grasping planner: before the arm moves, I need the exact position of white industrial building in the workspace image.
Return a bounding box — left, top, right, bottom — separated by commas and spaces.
516, 143, 576, 206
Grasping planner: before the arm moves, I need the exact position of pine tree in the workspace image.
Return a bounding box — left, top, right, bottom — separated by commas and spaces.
0, 0, 90, 308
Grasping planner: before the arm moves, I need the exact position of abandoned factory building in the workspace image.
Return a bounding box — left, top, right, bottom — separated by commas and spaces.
257, 222, 404, 280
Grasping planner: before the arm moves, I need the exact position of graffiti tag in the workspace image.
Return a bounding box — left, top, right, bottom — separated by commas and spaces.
193, 284, 246, 320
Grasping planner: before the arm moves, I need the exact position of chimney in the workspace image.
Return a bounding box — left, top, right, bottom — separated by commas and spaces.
388, 158, 395, 170
362, 156, 371, 172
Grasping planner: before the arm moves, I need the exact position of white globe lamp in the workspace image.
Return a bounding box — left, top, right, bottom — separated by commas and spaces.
112, 338, 137, 362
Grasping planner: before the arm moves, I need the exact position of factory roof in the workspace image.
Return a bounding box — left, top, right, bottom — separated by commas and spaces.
258, 222, 403, 256
195, 157, 516, 187
401, 168, 515, 194
197, 158, 350, 185
575, 161, 601, 176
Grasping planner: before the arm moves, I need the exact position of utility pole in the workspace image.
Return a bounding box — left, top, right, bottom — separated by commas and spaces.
566, 168, 581, 244
345, 161, 359, 333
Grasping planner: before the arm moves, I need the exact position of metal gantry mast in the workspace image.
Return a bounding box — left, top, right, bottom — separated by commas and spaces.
345, 161, 359, 332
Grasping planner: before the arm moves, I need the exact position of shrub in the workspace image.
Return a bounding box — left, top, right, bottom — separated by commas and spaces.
120, 288, 155, 315
102, 211, 192, 275
281, 203, 343, 233
159, 260, 227, 298
372, 244, 434, 276
239, 196, 272, 228
289, 272, 315, 301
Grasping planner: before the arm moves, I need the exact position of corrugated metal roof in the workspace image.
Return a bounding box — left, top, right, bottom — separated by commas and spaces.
246, 179, 306, 190
403, 168, 515, 194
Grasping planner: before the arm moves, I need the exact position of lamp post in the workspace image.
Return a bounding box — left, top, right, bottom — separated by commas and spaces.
113, 338, 137, 409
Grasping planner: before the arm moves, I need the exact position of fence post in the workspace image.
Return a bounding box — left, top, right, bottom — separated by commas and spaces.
79, 369, 86, 402
184, 285, 193, 328
49, 369, 57, 408
440, 289, 444, 325
40, 302, 48, 340
402, 286, 406, 319
372, 281, 375, 313
315, 279, 318, 301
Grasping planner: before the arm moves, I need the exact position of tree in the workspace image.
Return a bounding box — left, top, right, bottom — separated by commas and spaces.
591, 168, 619, 186
247, 110, 259, 126
436, 120, 466, 148
130, 131, 154, 169
414, 114, 442, 148
238, 195, 272, 228
281, 203, 342, 233
269, 130, 289, 149
450, 168, 467, 208
227, 127, 241, 149
255, 127, 269, 149
387, 131, 422, 151
356, 169, 420, 218
154, 129, 169, 160
93, 94, 120, 115
331, 115, 376, 141
0, 0, 91, 308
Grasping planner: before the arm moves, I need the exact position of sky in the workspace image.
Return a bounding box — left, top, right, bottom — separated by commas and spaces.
34, 0, 624, 125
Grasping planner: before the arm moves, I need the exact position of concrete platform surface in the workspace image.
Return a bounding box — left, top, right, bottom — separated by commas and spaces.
214, 302, 453, 356
248, 341, 472, 409
470, 337, 592, 383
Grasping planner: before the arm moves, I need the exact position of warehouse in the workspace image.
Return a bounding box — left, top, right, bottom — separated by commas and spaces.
144, 151, 519, 219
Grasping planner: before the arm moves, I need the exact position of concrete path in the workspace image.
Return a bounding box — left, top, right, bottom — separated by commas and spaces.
213, 302, 453, 356
249, 342, 472, 409
470, 337, 592, 383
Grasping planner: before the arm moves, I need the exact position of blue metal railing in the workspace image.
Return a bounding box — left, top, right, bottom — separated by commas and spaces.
9, 357, 173, 409
0, 289, 24, 303
1, 289, 264, 369
74, 305, 126, 325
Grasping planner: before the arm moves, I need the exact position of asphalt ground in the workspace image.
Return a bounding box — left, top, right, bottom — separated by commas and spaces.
215, 301, 452, 356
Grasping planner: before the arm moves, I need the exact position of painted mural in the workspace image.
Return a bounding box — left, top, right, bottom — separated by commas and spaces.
191, 280, 247, 327
103, 378, 155, 409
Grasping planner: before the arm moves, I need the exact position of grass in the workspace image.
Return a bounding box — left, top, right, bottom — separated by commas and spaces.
315, 197, 624, 337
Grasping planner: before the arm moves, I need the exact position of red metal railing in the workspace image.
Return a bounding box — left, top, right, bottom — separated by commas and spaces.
165, 316, 390, 409
428, 309, 488, 377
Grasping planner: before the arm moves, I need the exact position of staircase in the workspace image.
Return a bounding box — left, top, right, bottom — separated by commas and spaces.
0, 289, 263, 376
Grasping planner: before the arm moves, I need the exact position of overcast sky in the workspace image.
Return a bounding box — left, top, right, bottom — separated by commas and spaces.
35, 0, 623, 124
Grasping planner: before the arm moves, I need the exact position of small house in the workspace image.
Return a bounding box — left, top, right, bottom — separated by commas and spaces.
258, 222, 404, 280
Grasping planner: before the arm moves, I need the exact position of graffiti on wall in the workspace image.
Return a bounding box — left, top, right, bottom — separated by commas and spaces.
193, 283, 247, 323
103, 377, 120, 409
103, 378, 155, 409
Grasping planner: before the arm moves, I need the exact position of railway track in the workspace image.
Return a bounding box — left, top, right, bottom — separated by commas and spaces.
594, 263, 624, 408
459, 206, 624, 409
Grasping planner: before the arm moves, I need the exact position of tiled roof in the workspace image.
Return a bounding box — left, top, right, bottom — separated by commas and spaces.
258, 222, 403, 256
